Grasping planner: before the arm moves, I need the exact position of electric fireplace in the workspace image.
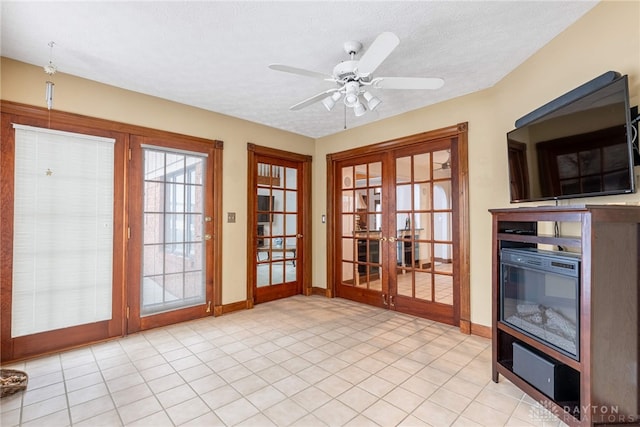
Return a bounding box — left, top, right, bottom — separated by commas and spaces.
500, 248, 580, 360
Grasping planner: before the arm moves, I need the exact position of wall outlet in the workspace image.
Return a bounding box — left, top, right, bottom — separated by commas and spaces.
227, 212, 236, 223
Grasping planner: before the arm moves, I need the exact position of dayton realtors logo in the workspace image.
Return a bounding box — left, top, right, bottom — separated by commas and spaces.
530, 400, 637, 424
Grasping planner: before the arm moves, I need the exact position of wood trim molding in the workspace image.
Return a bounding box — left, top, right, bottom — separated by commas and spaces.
459, 319, 472, 335
326, 123, 464, 162
456, 125, 471, 334
220, 300, 248, 315
309, 287, 331, 297
247, 147, 258, 305
247, 142, 312, 162
211, 140, 224, 315
471, 323, 492, 339
1, 101, 223, 147
325, 154, 336, 299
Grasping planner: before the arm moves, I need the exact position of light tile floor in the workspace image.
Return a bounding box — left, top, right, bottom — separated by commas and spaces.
1, 296, 567, 426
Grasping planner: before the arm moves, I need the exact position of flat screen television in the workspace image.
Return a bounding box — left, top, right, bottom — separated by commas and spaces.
506, 72, 636, 203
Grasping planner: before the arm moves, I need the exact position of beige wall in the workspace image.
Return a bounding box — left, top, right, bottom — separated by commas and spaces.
313, 0, 640, 326
2, 1, 639, 326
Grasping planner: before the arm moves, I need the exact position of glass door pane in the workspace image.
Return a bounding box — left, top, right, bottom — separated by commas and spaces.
393, 149, 453, 307
338, 161, 384, 293
141, 148, 206, 316
254, 161, 300, 303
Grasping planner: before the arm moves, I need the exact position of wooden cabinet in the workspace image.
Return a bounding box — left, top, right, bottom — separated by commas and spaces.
490, 205, 639, 426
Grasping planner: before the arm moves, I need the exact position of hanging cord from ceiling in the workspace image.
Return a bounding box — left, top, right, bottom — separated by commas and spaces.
44, 41, 57, 115
344, 103, 347, 130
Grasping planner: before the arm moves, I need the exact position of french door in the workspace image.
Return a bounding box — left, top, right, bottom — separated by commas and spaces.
1, 102, 224, 362
390, 142, 458, 323
127, 135, 219, 332
330, 125, 468, 326
247, 144, 312, 305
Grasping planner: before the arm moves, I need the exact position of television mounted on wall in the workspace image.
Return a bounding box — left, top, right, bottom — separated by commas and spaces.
506, 71, 637, 203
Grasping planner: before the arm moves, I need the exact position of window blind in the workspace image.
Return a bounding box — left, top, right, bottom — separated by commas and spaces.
11, 124, 115, 337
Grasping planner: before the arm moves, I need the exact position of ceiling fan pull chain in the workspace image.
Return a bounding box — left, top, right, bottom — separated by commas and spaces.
344, 103, 347, 130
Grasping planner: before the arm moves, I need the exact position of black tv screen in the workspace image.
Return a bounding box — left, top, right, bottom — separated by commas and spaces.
507, 74, 635, 203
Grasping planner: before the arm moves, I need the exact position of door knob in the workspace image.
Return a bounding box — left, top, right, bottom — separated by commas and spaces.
204, 234, 212, 240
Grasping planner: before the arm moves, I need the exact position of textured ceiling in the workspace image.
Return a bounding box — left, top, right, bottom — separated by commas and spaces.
1, 1, 598, 138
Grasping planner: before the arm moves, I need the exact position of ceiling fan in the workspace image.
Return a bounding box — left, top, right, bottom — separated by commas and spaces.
434, 150, 451, 171
269, 32, 444, 117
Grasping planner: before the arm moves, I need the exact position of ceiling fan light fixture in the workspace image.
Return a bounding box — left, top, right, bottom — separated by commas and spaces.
363, 91, 381, 111
322, 96, 335, 111
343, 81, 360, 107
353, 101, 366, 117
344, 94, 359, 108
322, 92, 342, 111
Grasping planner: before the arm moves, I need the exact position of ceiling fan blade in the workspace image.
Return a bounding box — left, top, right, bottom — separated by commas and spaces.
356, 32, 400, 77
373, 77, 444, 90
290, 89, 339, 111
269, 64, 333, 80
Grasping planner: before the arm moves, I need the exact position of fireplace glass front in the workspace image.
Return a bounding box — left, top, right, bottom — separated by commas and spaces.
500, 248, 580, 360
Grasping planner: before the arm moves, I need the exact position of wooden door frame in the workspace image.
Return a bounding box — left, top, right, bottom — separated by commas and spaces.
126, 135, 223, 333
247, 143, 312, 307
0, 100, 223, 362
0, 102, 126, 362
326, 123, 471, 332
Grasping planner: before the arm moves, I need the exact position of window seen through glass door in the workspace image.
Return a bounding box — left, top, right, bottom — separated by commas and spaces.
141, 149, 206, 316
395, 150, 453, 304
256, 163, 298, 287
340, 162, 383, 291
